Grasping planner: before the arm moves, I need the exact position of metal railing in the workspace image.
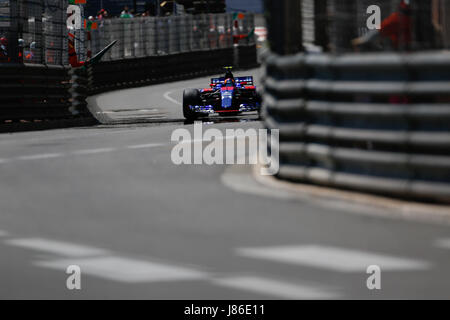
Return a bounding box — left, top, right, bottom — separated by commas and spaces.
263, 0, 450, 202
90, 13, 255, 61
263, 50, 450, 202
0, 0, 67, 65
268, 0, 450, 53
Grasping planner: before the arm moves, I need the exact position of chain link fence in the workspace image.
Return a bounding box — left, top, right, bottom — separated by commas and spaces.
1, 2, 256, 65
0, 0, 67, 64
267, 0, 450, 54
90, 13, 255, 62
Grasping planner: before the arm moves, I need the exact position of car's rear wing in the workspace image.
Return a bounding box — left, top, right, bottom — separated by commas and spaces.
211, 76, 254, 85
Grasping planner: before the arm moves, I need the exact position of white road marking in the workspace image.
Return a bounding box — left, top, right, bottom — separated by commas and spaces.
36, 256, 207, 283
0, 143, 167, 164
212, 276, 340, 300
179, 134, 259, 145
0, 128, 159, 146
237, 245, 431, 272
434, 239, 450, 249
6, 238, 109, 257
164, 90, 182, 106
100, 109, 160, 114
17, 153, 64, 161
138, 109, 159, 113
6, 237, 207, 284
127, 143, 164, 149
72, 148, 117, 155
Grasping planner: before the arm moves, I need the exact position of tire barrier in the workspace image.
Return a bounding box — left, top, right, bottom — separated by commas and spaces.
263, 51, 450, 203
0, 63, 97, 133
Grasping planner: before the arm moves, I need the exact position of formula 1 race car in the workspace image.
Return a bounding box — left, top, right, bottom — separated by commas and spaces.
183, 67, 262, 120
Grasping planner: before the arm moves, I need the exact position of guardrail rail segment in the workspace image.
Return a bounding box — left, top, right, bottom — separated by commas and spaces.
263, 52, 450, 203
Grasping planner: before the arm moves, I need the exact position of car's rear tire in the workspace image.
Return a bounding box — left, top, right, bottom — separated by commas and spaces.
256, 89, 263, 118
183, 89, 201, 120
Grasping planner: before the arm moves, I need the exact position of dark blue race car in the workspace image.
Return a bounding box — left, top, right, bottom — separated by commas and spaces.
183, 68, 262, 120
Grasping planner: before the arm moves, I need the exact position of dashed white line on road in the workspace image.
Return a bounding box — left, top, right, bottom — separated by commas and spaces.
127, 143, 164, 149
36, 256, 208, 283
5, 237, 208, 284
6, 238, 110, 257
17, 153, 64, 161
237, 245, 431, 272
72, 148, 117, 155
164, 90, 182, 106
212, 276, 340, 300
0, 143, 169, 165
434, 238, 450, 249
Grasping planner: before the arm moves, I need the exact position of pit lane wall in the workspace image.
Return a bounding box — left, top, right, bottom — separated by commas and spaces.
263, 0, 450, 203
0, 2, 258, 131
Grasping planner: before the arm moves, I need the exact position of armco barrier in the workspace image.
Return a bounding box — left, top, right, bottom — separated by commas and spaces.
263, 51, 450, 203
237, 45, 259, 70
0, 63, 97, 132
89, 47, 235, 95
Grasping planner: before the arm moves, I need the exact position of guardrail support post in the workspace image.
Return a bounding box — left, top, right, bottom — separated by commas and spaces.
314, 0, 329, 51
330, 0, 357, 52
8, 0, 19, 63
264, 0, 303, 55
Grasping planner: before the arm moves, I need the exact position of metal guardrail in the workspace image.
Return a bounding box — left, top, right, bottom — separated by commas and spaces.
0, 63, 97, 132
0, 7, 258, 131
263, 51, 450, 202
89, 48, 234, 94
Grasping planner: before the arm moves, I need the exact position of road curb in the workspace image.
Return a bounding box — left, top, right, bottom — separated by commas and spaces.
252, 164, 450, 225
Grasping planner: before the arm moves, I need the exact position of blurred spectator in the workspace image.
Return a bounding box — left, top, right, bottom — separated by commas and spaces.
352, 0, 412, 51
25, 41, 36, 61
120, 6, 134, 18
97, 9, 108, 20
0, 36, 8, 62
18, 38, 24, 62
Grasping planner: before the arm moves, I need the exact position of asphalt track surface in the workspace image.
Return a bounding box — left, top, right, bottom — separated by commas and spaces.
1, 69, 450, 299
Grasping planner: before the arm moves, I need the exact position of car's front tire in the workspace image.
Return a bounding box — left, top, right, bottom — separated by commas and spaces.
183, 89, 201, 120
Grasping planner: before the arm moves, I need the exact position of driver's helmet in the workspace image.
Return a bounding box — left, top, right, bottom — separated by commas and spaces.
224, 78, 235, 86
224, 70, 234, 80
